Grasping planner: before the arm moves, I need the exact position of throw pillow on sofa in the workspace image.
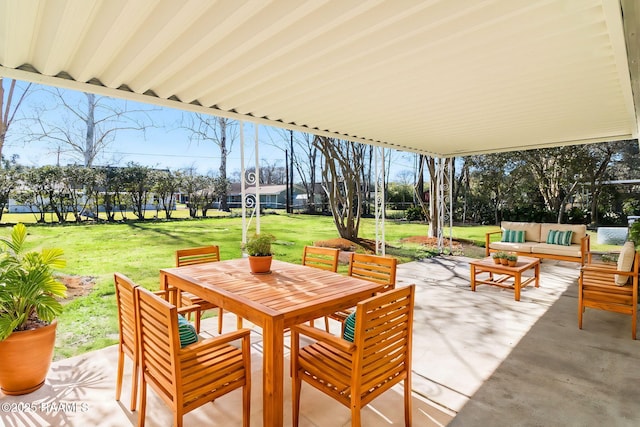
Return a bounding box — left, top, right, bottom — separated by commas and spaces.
546, 230, 573, 246
502, 229, 525, 243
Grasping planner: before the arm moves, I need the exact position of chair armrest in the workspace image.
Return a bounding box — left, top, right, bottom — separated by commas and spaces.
581, 263, 625, 275
485, 230, 502, 256
580, 235, 591, 264
585, 249, 620, 265
177, 304, 201, 315
291, 324, 356, 353
156, 284, 182, 305
180, 328, 252, 355
153, 288, 178, 302
154, 288, 202, 313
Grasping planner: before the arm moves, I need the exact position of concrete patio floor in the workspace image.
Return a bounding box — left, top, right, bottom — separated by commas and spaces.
1, 256, 639, 426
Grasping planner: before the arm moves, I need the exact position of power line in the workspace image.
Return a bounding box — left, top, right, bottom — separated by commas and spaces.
102, 150, 221, 160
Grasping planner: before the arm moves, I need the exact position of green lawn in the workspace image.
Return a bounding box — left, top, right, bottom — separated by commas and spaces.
0, 214, 433, 359
0, 215, 622, 359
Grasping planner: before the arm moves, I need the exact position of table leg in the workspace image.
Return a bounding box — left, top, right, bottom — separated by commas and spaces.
159, 271, 178, 305
470, 265, 476, 291
514, 272, 521, 301
262, 316, 285, 426
534, 263, 540, 287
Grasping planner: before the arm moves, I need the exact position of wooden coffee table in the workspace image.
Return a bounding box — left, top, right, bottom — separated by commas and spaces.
470, 256, 540, 301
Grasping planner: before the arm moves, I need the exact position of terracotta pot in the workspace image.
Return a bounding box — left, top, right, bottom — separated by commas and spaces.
492, 257, 501, 264
500, 258, 509, 265
249, 255, 272, 274
0, 320, 57, 395
508, 260, 517, 267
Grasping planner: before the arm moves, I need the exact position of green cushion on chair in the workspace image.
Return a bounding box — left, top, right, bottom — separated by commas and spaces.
177, 314, 198, 347
343, 311, 356, 342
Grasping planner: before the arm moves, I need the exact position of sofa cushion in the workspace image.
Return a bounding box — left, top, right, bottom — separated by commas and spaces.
502, 229, 525, 243
615, 241, 636, 286
540, 223, 586, 245
489, 242, 534, 253
530, 243, 582, 258
546, 229, 573, 246
501, 222, 541, 242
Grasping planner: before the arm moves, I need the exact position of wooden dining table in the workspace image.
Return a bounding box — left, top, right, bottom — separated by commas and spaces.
159, 258, 386, 426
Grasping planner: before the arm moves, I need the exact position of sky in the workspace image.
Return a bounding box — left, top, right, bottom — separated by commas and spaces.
3, 79, 417, 182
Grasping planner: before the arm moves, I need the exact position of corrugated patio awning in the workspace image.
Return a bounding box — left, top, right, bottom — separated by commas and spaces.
1, 0, 638, 156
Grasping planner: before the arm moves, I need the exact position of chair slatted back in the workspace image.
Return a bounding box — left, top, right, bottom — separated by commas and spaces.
114, 273, 140, 410
173, 245, 224, 333
348, 253, 397, 292
176, 245, 220, 267
114, 273, 138, 360
291, 284, 415, 426
302, 246, 340, 272
135, 286, 180, 403
353, 285, 414, 405
135, 285, 251, 426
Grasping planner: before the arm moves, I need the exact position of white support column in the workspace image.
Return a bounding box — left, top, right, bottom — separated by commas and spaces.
436, 157, 444, 252
374, 146, 386, 255
449, 158, 453, 254
436, 157, 453, 254
255, 124, 261, 234
240, 122, 247, 249
241, 121, 260, 251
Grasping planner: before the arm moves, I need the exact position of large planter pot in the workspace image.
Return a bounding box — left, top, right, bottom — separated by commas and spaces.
248, 255, 272, 274
0, 320, 57, 395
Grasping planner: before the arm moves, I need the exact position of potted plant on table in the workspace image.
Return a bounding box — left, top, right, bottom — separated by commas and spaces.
506, 253, 518, 267
244, 233, 276, 274
492, 251, 505, 264
0, 223, 67, 395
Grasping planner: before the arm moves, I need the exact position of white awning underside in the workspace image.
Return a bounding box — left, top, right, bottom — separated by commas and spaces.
1, 0, 638, 157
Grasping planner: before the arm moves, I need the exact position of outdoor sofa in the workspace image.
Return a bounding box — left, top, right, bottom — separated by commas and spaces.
485, 221, 590, 264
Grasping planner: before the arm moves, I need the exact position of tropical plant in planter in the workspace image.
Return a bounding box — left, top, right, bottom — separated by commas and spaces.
244, 233, 275, 274
0, 223, 67, 395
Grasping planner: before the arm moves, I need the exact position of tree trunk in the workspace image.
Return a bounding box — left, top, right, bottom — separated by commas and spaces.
314, 136, 363, 242
84, 93, 95, 167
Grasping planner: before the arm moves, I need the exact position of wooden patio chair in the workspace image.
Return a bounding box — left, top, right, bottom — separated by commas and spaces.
302, 246, 340, 330
172, 245, 223, 334
134, 285, 251, 427
114, 272, 180, 411
578, 243, 639, 339
291, 284, 415, 427
302, 245, 340, 272
328, 253, 398, 334
114, 273, 140, 411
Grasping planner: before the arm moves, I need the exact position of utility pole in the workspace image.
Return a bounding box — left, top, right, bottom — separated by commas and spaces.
289, 130, 294, 213
285, 149, 290, 213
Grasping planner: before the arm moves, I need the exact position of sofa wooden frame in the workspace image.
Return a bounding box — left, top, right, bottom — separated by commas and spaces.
485, 228, 590, 264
